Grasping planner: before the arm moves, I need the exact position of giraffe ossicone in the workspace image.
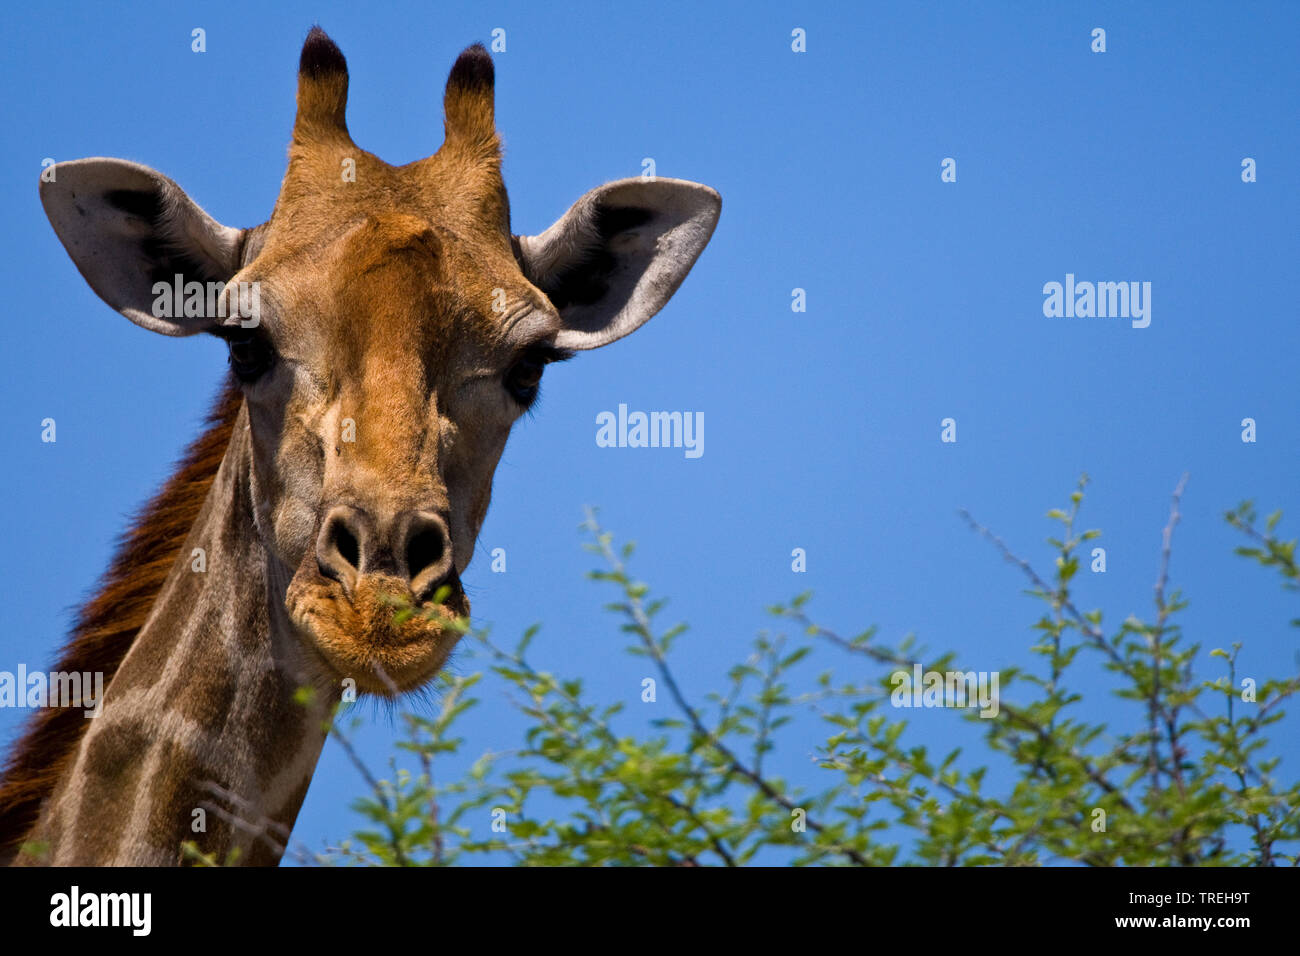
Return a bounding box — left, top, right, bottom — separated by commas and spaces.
0, 26, 719, 866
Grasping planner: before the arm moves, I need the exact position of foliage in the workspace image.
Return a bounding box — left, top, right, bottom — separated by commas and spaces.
302, 477, 1300, 866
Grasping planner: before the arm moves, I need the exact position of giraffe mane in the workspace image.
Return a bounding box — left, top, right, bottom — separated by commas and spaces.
0, 376, 243, 863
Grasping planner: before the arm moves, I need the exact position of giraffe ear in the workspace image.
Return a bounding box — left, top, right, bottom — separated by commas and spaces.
514, 178, 721, 350
39, 158, 247, 336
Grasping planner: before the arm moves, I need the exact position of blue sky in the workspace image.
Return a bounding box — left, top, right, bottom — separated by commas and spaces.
1, 0, 1297, 863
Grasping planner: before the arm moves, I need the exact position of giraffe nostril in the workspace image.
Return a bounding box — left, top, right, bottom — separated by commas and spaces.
406, 528, 444, 582
401, 511, 454, 602
335, 523, 360, 571
316, 505, 371, 594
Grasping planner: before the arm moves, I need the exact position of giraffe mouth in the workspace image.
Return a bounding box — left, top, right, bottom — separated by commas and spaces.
285, 565, 470, 696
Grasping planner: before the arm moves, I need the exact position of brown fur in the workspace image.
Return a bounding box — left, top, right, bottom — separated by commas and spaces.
0, 378, 243, 863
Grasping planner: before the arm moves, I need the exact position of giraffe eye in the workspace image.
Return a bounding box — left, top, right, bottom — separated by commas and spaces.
504, 355, 545, 407
225, 330, 276, 383
503, 346, 572, 409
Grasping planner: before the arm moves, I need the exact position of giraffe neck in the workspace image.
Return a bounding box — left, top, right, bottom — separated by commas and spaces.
23, 404, 337, 866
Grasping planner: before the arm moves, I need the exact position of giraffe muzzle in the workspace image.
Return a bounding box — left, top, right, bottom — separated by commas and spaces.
280, 502, 469, 695
315, 503, 456, 604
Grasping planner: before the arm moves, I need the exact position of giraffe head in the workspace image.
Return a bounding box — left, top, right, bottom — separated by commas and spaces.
39, 28, 720, 695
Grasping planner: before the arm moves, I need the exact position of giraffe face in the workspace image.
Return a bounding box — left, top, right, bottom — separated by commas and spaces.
238, 204, 557, 693
39, 28, 720, 697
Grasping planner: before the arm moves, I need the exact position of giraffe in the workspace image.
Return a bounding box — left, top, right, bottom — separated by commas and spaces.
0, 27, 720, 865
